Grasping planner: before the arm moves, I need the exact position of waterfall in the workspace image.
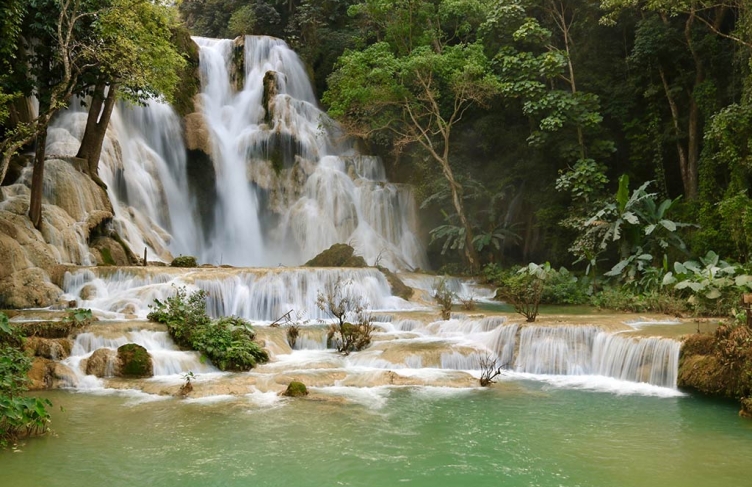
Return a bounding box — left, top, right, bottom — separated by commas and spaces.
515, 326, 681, 388
62, 267, 416, 321
191, 35, 428, 270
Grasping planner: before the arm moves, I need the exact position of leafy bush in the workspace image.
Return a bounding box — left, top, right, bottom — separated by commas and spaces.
540, 267, 590, 305
497, 263, 552, 322
1, 313, 52, 448
148, 288, 268, 371
590, 287, 687, 315
432, 278, 455, 320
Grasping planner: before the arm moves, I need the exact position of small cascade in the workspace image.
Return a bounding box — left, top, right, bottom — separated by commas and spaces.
63, 329, 215, 387
515, 325, 681, 388
62, 267, 415, 320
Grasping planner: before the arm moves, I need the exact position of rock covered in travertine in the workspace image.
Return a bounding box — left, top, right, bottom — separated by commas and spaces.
0, 158, 116, 307
25, 337, 73, 360
184, 112, 212, 154
83, 348, 119, 378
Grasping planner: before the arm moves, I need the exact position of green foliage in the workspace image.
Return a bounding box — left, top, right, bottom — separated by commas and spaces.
148, 287, 268, 370
227, 4, 257, 37
1, 313, 51, 448
497, 262, 552, 322
663, 251, 752, 316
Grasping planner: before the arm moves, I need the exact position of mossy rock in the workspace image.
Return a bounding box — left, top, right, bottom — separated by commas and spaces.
680, 333, 715, 357
17, 321, 74, 339
377, 265, 413, 300
171, 255, 198, 267
283, 381, 308, 397
304, 244, 367, 268
117, 343, 153, 378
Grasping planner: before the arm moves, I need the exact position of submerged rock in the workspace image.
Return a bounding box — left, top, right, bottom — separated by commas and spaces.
377, 265, 413, 300
117, 343, 154, 378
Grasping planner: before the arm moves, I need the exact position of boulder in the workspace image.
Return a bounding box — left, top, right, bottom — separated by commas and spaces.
27, 357, 55, 390
377, 265, 413, 300
304, 243, 367, 268
91, 236, 130, 266
117, 343, 153, 378
282, 381, 309, 397
85, 348, 118, 378
0, 267, 62, 309
171, 255, 198, 267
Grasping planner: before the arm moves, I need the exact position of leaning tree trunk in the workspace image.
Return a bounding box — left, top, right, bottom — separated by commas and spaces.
76, 82, 118, 178
28, 119, 48, 230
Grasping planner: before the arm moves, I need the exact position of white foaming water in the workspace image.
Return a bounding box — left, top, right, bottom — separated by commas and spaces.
515, 325, 681, 388
63, 267, 416, 320
47, 98, 201, 263
192, 35, 427, 270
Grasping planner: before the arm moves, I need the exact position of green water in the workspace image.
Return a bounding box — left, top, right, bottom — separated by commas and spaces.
2, 384, 751, 487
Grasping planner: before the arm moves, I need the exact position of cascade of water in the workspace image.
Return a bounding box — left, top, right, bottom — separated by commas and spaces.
62, 267, 415, 320
191, 35, 427, 270
46, 98, 201, 262
515, 325, 681, 388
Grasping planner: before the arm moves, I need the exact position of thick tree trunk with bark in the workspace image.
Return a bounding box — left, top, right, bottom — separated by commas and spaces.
76, 82, 118, 177
28, 118, 48, 230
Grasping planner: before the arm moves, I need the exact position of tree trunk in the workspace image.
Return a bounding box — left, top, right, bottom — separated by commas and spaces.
76, 82, 118, 177
29, 123, 48, 230
439, 156, 479, 271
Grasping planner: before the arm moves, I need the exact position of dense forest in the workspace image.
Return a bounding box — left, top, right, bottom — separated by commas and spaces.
2, 0, 752, 311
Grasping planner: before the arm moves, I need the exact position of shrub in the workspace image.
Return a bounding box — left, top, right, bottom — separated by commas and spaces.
1, 313, 52, 448
497, 263, 552, 322
148, 288, 268, 371
433, 278, 455, 320
317, 278, 374, 354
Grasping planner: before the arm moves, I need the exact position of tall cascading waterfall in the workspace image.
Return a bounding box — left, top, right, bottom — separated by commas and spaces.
46, 98, 202, 262
192, 36, 428, 270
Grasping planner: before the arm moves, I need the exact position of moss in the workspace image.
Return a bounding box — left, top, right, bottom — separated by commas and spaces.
305, 244, 366, 268
117, 343, 153, 378
170, 25, 201, 117
99, 247, 116, 266
171, 255, 198, 267
17, 321, 74, 339
283, 381, 308, 397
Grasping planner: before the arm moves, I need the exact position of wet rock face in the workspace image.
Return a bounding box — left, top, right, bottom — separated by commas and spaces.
25, 337, 73, 360
117, 343, 154, 378
84, 348, 119, 378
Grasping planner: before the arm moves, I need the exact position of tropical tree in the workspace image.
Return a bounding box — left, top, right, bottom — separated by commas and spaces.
324, 0, 504, 270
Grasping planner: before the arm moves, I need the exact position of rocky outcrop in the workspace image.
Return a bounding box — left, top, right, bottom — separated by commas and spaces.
90, 236, 131, 266
184, 112, 212, 155
0, 158, 120, 307
377, 265, 413, 300
678, 325, 752, 417
262, 70, 278, 126
24, 337, 73, 360
27, 357, 76, 390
